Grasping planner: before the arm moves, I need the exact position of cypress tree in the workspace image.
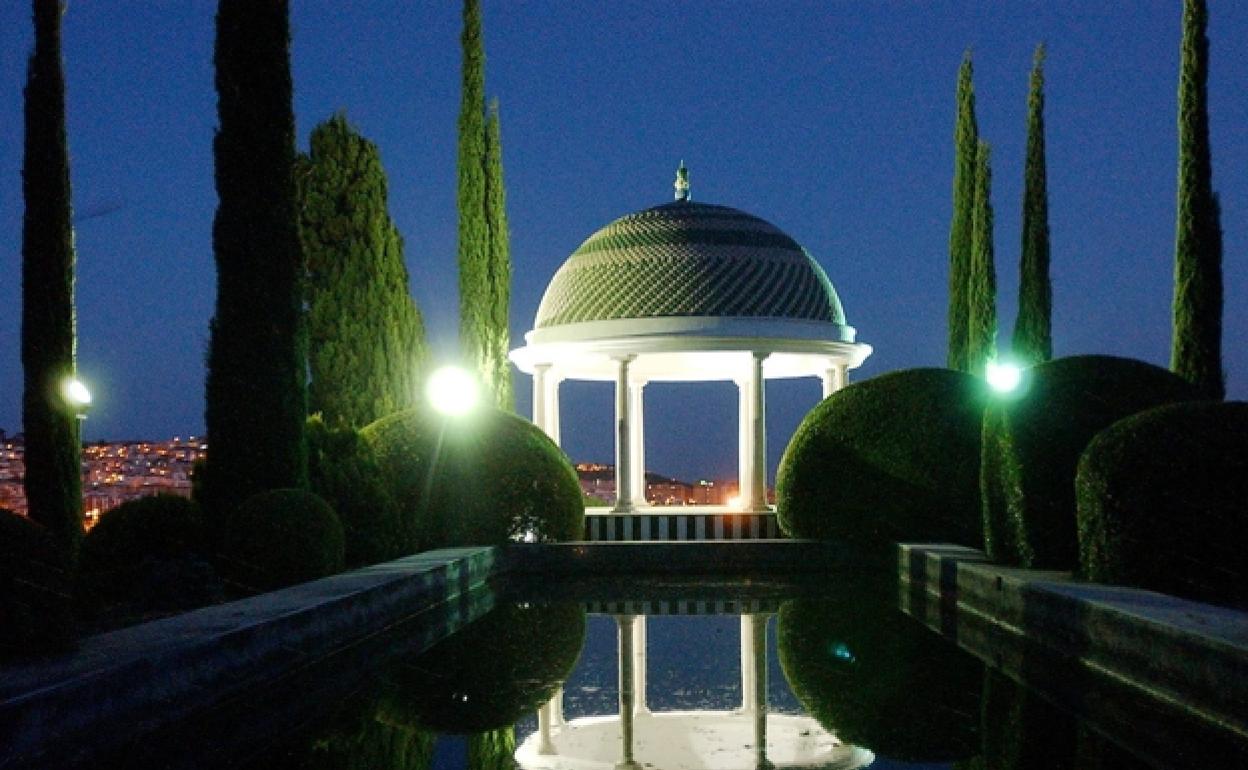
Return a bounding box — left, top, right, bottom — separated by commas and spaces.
202, 0, 307, 520
966, 140, 997, 377
457, 0, 491, 393
298, 113, 428, 428
947, 52, 978, 372
1171, 0, 1224, 399
21, 0, 82, 559
483, 99, 513, 411
1012, 44, 1053, 365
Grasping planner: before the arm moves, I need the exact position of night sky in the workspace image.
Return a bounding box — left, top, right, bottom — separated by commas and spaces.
2, 2, 1245, 485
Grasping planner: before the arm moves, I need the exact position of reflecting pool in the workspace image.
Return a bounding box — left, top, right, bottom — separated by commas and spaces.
69, 569, 1235, 769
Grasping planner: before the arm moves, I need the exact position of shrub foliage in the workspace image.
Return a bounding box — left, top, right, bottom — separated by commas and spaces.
1076, 401, 1247, 607
221, 488, 344, 592
362, 407, 584, 549
981, 355, 1196, 568
0, 508, 75, 656
776, 368, 987, 553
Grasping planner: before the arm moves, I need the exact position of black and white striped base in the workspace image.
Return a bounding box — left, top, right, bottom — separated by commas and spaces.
584, 510, 781, 541
584, 599, 777, 615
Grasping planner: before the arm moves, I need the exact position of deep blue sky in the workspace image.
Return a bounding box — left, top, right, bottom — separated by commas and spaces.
2, 2, 1245, 484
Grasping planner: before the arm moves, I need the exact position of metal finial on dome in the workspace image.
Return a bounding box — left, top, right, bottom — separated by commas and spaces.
674, 161, 690, 202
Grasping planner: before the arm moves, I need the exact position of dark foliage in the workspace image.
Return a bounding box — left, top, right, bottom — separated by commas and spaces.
21, 0, 82, 561
221, 488, 344, 593
482, 99, 512, 411
776, 368, 987, 555
1171, 0, 1224, 399
777, 573, 982, 762
362, 407, 584, 549
307, 415, 411, 567
77, 495, 221, 619
1076, 401, 1247, 607
376, 602, 584, 733
1012, 44, 1053, 365
298, 113, 427, 428
981, 355, 1197, 568
947, 52, 978, 372
0, 508, 75, 656
966, 140, 997, 377
202, 0, 308, 523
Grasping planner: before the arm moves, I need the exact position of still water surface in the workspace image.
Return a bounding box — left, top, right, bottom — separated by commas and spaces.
92, 570, 1216, 769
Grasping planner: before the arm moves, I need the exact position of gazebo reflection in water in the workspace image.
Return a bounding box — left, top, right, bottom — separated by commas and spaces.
515, 611, 873, 770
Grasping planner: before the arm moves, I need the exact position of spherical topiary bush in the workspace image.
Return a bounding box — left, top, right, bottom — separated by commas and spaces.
376, 602, 585, 733
981, 355, 1196, 569
362, 406, 584, 549
776, 368, 988, 554
1076, 401, 1248, 607
308, 415, 410, 567
78, 495, 220, 618
0, 509, 75, 656
221, 489, 345, 593
777, 573, 982, 763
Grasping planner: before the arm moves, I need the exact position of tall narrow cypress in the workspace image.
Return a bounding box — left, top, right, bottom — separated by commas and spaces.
947, 52, 978, 372
1012, 44, 1053, 365
21, 0, 82, 558
457, 0, 491, 394
1171, 0, 1224, 399
203, 0, 307, 520
298, 113, 428, 428
483, 98, 513, 411
966, 140, 997, 377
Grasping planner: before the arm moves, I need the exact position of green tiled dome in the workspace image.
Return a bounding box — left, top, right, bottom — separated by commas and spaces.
535, 201, 847, 329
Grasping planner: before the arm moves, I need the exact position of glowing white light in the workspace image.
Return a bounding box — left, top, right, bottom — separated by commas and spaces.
426, 366, 480, 417
63, 378, 92, 409
985, 361, 1023, 394
726, 494, 744, 510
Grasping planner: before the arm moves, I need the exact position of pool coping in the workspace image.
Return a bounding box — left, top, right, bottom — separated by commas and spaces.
898, 543, 1248, 753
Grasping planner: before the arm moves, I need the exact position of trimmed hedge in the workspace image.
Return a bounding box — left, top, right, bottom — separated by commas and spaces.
221, 488, 345, 592
308, 415, 410, 566
981, 355, 1196, 568
0, 509, 75, 656
777, 573, 982, 762
776, 368, 988, 553
376, 602, 585, 733
362, 407, 583, 549
1076, 401, 1248, 607
77, 495, 220, 619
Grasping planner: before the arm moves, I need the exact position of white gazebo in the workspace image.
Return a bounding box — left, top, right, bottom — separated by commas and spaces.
510, 166, 871, 535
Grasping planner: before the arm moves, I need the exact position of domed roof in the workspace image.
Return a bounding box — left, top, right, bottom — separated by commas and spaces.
534, 200, 847, 330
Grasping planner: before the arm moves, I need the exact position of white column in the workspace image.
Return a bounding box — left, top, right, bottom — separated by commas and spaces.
736, 375, 751, 508
628, 380, 647, 506
536, 698, 557, 755
547, 373, 563, 447
533, 363, 550, 435
820, 362, 849, 399
616, 615, 642, 770
749, 353, 769, 511
739, 614, 757, 713
751, 614, 769, 768
632, 614, 649, 715
613, 356, 635, 512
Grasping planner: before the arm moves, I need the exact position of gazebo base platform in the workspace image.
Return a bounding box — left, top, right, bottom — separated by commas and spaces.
584, 507, 780, 541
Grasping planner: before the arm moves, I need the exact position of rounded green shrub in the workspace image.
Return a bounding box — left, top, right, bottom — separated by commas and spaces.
221, 488, 345, 592
981, 355, 1196, 568
1076, 401, 1248, 607
777, 572, 982, 762
78, 495, 220, 617
308, 415, 410, 567
376, 602, 585, 733
0, 509, 75, 656
362, 406, 584, 549
776, 368, 988, 553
